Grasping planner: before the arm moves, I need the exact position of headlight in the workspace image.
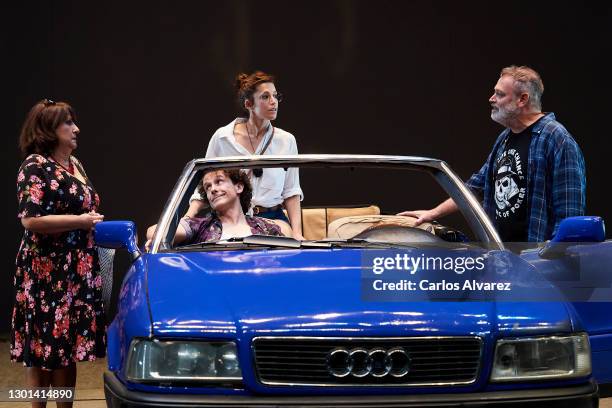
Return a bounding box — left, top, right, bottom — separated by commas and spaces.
491, 333, 591, 382
125, 339, 242, 383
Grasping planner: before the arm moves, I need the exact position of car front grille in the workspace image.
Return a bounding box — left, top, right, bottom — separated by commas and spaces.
252, 336, 482, 386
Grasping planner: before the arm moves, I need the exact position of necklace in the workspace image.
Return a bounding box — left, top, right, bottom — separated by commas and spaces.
52, 155, 74, 174
245, 123, 261, 154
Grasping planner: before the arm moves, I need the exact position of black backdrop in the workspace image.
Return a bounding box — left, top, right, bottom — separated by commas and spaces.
4, 1, 611, 332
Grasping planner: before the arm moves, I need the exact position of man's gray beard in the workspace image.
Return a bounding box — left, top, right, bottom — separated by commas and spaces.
491, 106, 519, 127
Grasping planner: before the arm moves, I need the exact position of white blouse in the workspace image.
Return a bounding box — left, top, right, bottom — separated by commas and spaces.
191, 118, 303, 208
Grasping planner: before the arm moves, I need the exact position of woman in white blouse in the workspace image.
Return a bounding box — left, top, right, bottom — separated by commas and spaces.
186, 71, 304, 239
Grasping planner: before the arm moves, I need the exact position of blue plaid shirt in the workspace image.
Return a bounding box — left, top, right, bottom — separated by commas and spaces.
466, 113, 586, 242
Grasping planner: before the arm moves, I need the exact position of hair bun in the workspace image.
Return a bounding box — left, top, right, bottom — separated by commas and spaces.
235, 73, 249, 90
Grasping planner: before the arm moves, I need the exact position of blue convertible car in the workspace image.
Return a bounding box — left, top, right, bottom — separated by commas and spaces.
96, 155, 611, 407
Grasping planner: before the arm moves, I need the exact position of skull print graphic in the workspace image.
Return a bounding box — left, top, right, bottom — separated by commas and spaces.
494, 151, 526, 219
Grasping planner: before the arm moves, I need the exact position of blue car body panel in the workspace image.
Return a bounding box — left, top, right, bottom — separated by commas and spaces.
106, 257, 151, 375
520, 240, 612, 383
146, 249, 573, 339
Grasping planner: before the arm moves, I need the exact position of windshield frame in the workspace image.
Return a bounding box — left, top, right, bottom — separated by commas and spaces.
149, 155, 503, 253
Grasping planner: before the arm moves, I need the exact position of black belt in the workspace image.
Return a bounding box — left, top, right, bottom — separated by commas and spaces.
253, 204, 283, 215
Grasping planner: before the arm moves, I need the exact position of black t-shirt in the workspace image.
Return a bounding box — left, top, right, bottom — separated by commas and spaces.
492, 122, 537, 242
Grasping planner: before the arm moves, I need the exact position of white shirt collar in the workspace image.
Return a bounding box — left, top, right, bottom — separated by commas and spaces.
218, 118, 273, 141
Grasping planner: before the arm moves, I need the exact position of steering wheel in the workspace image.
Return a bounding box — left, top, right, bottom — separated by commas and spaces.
354, 225, 444, 244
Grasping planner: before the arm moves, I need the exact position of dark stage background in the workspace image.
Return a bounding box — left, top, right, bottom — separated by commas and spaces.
4, 1, 611, 332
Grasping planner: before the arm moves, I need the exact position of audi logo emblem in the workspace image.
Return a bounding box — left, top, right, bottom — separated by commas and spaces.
326, 347, 411, 378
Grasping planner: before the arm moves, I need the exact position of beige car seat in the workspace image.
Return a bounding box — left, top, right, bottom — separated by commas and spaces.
327, 215, 435, 240
287, 205, 381, 240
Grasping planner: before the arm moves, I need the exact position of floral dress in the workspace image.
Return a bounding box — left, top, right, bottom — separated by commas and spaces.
11, 154, 106, 369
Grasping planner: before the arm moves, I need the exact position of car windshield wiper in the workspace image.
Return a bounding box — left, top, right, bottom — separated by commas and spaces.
242, 234, 302, 248
303, 238, 418, 249
173, 240, 244, 250
174, 234, 301, 251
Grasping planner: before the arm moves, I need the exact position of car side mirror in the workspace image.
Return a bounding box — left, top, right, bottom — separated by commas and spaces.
95, 221, 141, 261
551, 216, 605, 243
539, 216, 605, 259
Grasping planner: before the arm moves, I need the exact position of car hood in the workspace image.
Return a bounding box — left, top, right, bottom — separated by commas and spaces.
145, 248, 573, 338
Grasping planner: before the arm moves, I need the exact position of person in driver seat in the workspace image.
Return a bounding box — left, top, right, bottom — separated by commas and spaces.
146, 169, 281, 247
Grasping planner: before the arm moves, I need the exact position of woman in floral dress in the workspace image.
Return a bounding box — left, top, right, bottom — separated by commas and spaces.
12, 99, 106, 407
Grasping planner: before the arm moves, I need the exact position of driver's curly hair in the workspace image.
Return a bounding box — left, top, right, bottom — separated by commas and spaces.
198, 169, 253, 213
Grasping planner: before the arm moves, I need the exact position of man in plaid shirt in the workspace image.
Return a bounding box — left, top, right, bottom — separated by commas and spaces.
399, 65, 585, 242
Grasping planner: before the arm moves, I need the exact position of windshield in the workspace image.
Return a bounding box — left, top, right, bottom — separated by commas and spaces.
151, 158, 494, 253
